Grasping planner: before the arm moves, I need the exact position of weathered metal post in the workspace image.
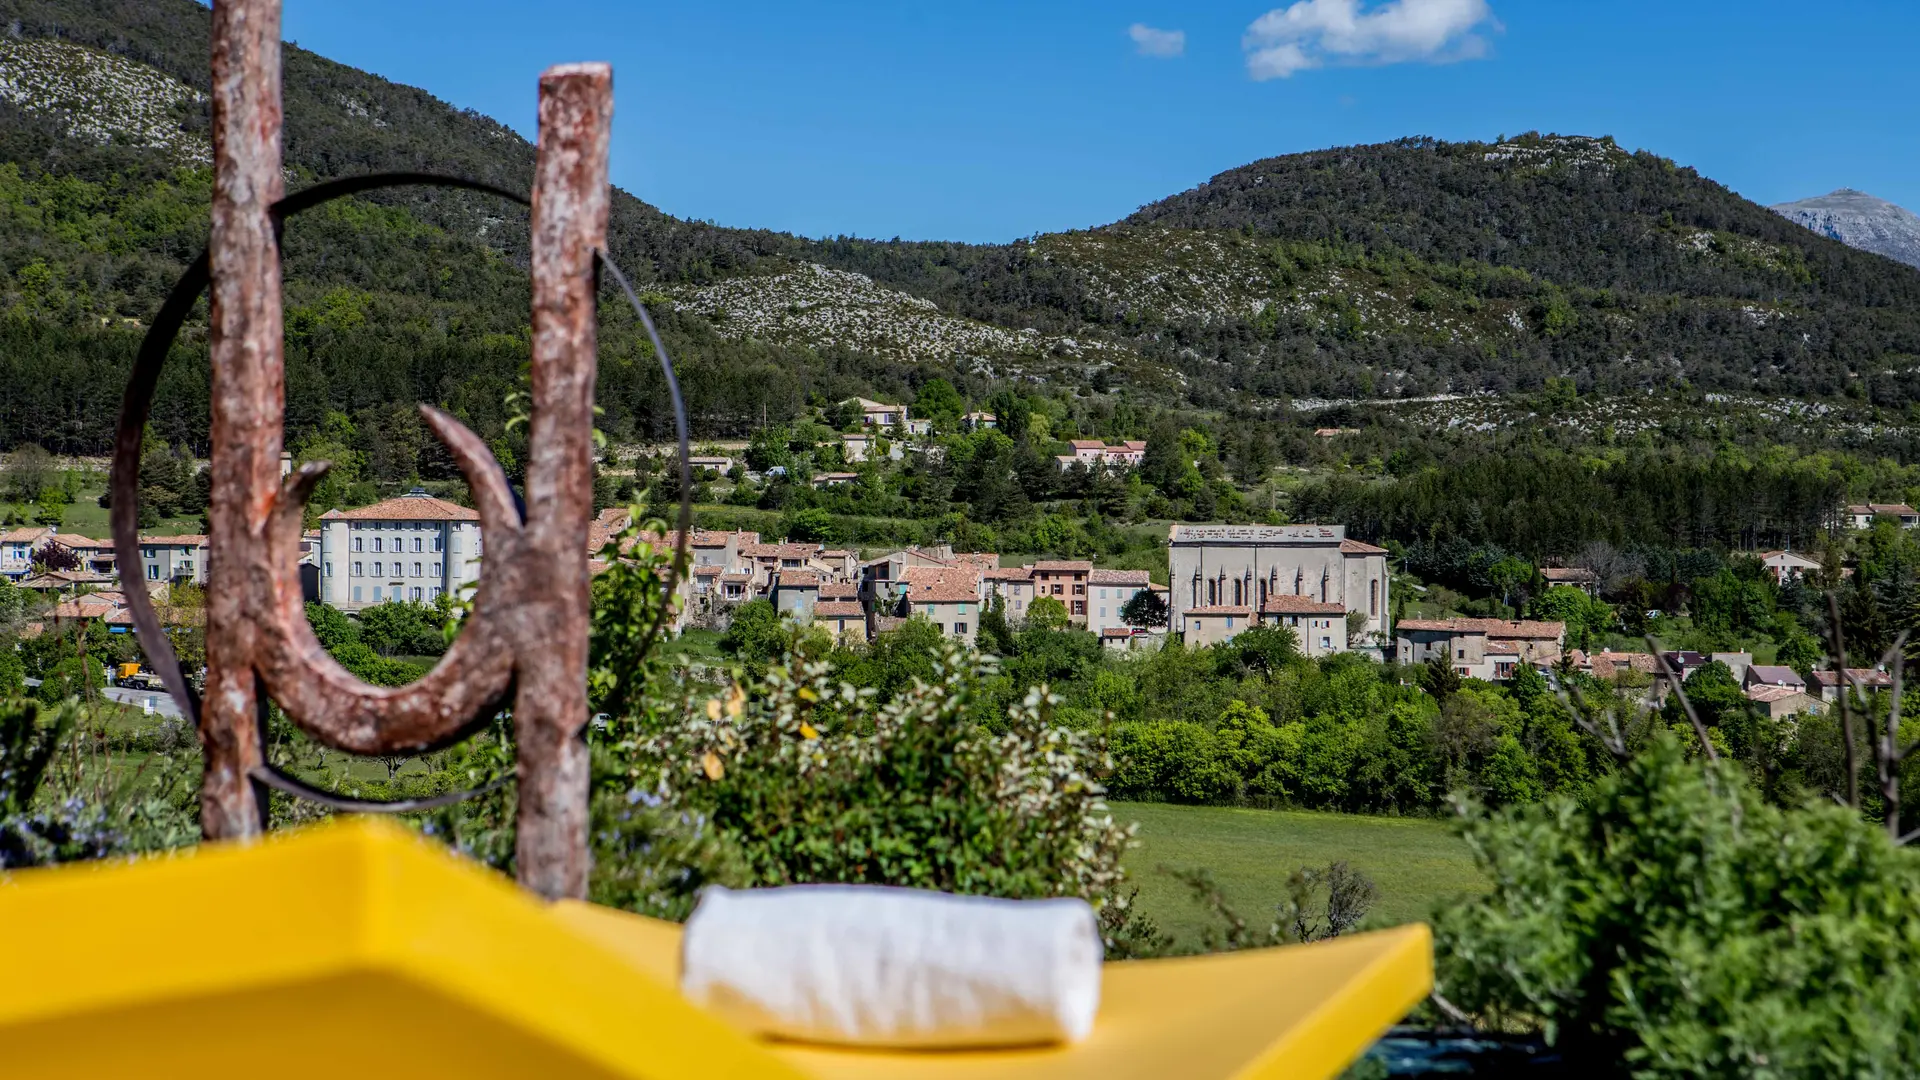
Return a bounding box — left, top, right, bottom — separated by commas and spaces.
514, 63, 612, 898
159, 0, 616, 895
202, 0, 285, 837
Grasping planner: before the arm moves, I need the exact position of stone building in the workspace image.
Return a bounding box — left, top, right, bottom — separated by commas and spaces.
1167, 524, 1389, 646
317, 490, 482, 611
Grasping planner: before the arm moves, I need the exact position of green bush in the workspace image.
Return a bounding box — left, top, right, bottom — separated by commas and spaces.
618, 641, 1141, 942
1434, 733, 1920, 1077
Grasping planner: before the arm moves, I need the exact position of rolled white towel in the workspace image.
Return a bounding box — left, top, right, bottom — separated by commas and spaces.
679, 884, 1103, 1048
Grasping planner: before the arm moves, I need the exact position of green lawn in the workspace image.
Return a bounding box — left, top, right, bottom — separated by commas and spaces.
47, 483, 204, 539
1111, 801, 1487, 950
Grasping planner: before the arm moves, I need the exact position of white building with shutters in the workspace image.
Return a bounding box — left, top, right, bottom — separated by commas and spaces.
317, 489, 484, 611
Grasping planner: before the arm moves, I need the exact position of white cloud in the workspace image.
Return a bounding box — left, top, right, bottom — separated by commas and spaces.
1129, 23, 1187, 58
1243, 0, 1496, 80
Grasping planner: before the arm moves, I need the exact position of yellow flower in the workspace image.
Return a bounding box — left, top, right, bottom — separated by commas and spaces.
701, 750, 724, 781
705, 698, 722, 721
799, 722, 819, 741
725, 683, 745, 717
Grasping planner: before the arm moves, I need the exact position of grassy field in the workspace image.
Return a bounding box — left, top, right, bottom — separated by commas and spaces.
41, 483, 204, 539
1112, 801, 1487, 949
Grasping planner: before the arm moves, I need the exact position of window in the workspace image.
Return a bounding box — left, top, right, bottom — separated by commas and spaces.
432, 535, 443, 552
1053, 584, 1064, 596
352, 537, 363, 552
353, 561, 363, 577
1099, 607, 1107, 618
373, 562, 383, 576
1320, 637, 1332, 649
957, 602, 968, 615
1073, 584, 1085, 596
1225, 616, 1235, 628
325, 561, 333, 577
432, 562, 442, 576
1369, 580, 1379, 616
413, 562, 423, 577
429, 587, 441, 599
372, 586, 382, 601
353, 586, 362, 602
142, 546, 155, 558
372, 537, 383, 553
953, 622, 968, 635
414, 537, 423, 552
411, 587, 423, 601
146, 565, 159, 580
1456, 647, 1466, 659
1072, 601, 1085, 616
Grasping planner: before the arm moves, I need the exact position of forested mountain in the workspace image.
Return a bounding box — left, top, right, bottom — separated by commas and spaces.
4, 0, 1920, 462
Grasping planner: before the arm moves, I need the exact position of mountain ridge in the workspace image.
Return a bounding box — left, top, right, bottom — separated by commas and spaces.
3, 0, 1920, 460
1772, 188, 1920, 271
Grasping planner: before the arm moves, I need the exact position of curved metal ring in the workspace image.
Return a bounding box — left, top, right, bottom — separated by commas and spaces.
249, 763, 514, 814
113, 172, 695, 813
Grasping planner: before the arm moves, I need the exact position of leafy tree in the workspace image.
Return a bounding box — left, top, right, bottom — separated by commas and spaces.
356, 600, 446, 658
782, 507, 838, 544
1024, 595, 1070, 631
1232, 623, 1299, 675
1419, 654, 1463, 701
305, 602, 359, 651
1119, 588, 1169, 630
719, 599, 789, 676
912, 377, 964, 428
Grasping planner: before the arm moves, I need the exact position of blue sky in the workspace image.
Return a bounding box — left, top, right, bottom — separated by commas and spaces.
282, 0, 1920, 244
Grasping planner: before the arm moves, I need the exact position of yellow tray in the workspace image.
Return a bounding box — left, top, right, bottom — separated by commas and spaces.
0, 818, 1430, 1079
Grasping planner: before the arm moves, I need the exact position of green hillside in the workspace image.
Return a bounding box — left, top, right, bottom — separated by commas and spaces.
3, 0, 1920, 468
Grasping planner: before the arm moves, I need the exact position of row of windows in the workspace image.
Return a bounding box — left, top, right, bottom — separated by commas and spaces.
329, 561, 443, 579
350, 536, 441, 553
349, 521, 439, 531
352, 585, 440, 602
1190, 577, 1381, 613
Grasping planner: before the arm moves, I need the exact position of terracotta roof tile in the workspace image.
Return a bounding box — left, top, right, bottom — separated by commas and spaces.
1031, 560, 1094, 572
819, 582, 861, 599
1260, 595, 1345, 615
1339, 539, 1389, 555
1185, 605, 1255, 616
137, 534, 210, 546
814, 601, 866, 618
1089, 569, 1151, 585
319, 494, 478, 522
1396, 617, 1565, 639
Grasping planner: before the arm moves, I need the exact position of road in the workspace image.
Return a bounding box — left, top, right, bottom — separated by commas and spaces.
102, 685, 184, 717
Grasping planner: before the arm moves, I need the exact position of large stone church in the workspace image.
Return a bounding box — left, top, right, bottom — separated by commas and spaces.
1166, 524, 1390, 649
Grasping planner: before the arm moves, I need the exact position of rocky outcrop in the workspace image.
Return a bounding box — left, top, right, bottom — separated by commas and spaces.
1772, 189, 1920, 269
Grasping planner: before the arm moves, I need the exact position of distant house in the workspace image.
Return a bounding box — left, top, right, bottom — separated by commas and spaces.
903, 575, 982, 644
139, 534, 211, 586
1539, 567, 1599, 595
1743, 664, 1805, 693
1181, 605, 1254, 646
1087, 568, 1152, 637
1659, 651, 1710, 682
687, 455, 735, 475
49, 534, 117, 577
1030, 560, 1094, 623
1396, 618, 1567, 681
1758, 549, 1822, 584
1056, 439, 1147, 470
984, 566, 1036, 622
813, 600, 867, 640
1746, 685, 1824, 720
771, 570, 822, 621
1811, 668, 1896, 704
963, 411, 997, 430
850, 398, 908, 428
1259, 595, 1348, 657
1844, 503, 1920, 530
317, 491, 480, 610
0, 526, 54, 581
811, 472, 858, 488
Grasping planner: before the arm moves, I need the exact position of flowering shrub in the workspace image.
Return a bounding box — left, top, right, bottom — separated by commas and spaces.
597, 636, 1147, 944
